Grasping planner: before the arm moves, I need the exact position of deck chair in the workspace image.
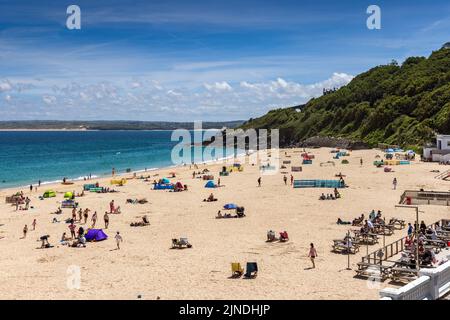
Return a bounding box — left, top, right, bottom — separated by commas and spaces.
231, 263, 244, 277
244, 262, 258, 278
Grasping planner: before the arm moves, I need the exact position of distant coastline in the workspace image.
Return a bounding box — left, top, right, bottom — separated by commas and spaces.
0, 120, 244, 131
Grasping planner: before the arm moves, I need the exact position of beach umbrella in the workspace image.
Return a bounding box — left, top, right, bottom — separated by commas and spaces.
224, 203, 238, 210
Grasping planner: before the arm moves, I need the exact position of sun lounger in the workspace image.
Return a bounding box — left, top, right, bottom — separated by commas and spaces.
244, 262, 258, 278
231, 263, 244, 277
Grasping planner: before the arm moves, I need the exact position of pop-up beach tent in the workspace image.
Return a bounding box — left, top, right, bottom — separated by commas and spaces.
223, 203, 237, 210
175, 182, 184, 189
43, 190, 56, 198
161, 178, 170, 184
64, 191, 73, 199
84, 229, 108, 242
205, 180, 216, 188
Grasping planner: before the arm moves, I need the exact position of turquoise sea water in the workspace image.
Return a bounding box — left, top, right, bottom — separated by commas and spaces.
0, 130, 234, 189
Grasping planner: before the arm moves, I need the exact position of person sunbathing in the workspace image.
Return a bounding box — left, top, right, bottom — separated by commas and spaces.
334, 188, 341, 199
60, 232, 70, 245
352, 214, 364, 226
267, 230, 276, 242
337, 218, 351, 225
204, 193, 217, 202
131, 215, 150, 226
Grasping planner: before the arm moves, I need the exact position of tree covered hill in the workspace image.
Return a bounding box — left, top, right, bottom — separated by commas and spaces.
240, 45, 450, 149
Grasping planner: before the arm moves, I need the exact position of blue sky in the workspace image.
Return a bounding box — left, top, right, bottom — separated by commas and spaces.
0, 0, 449, 121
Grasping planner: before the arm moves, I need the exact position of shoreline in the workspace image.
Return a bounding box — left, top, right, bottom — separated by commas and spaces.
0, 150, 252, 193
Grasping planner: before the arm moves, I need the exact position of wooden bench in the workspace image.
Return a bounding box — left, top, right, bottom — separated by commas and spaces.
390, 267, 418, 282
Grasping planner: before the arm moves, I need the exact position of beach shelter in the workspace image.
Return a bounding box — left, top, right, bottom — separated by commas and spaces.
205, 180, 216, 188
175, 181, 184, 189
161, 178, 170, 184
64, 191, 73, 199
223, 203, 237, 210
84, 229, 108, 242
43, 190, 56, 198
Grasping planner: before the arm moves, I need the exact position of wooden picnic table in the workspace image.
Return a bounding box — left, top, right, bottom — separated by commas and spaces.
372, 223, 395, 236
355, 262, 391, 281
352, 230, 379, 245
332, 239, 360, 254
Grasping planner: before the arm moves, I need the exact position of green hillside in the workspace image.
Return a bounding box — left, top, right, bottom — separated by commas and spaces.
240, 45, 450, 149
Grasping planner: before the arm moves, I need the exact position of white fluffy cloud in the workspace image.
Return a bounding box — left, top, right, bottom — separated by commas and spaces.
204, 81, 233, 92
0, 80, 12, 92
0, 73, 353, 120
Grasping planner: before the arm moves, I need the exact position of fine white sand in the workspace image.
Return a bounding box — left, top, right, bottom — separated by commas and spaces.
0, 147, 448, 300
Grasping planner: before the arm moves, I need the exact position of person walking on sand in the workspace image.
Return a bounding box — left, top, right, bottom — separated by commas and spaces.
308, 243, 318, 269
283, 175, 287, 185
83, 209, 89, 224
32, 219, 36, 231
115, 231, 123, 249
393, 177, 398, 190
257, 177, 261, 187
217, 178, 221, 187
23, 225, 28, 238
109, 200, 115, 214
290, 174, 294, 186
91, 211, 97, 227
104, 212, 110, 229
360, 158, 363, 166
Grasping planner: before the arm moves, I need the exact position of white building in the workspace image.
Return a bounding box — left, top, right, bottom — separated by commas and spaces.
423, 134, 450, 162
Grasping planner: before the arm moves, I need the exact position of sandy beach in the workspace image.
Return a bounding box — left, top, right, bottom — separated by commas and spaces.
0, 147, 448, 300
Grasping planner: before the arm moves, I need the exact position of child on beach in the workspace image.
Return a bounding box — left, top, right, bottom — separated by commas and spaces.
283, 175, 287, 185
308, 243, 318, 269
115, 232, 123, 249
